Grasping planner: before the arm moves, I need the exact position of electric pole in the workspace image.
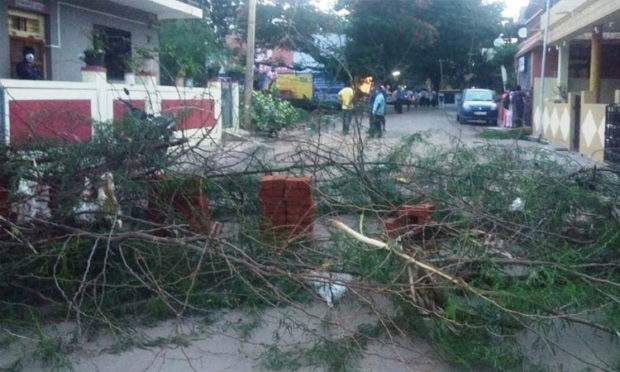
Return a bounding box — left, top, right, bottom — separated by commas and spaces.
243, 0, 257, 131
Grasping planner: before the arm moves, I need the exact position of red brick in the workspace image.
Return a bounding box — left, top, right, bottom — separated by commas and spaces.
261, 205, 287, 218
261, 214, 287, 225
285, 177, 313, 191
384, 218, 403, 233
259, 187, 287, 198
285, 190, 314, 206
259, 195, 286, 206
287, 204, 315, 216
284, 189, 312, 200
260, 175, 287, 197
398, 204, 434, 222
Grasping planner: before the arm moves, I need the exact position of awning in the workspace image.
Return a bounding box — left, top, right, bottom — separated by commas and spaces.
516, 30, 542, 58
107, 0, 202, 19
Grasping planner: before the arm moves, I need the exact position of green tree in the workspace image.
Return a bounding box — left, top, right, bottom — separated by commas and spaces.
337, 0, 436, 81
339, 0, 505, 89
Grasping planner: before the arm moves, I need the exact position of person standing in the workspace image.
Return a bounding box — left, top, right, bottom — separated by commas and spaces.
511, 85, 525, 127
502, 87, 513, 128
337, 85, 355, 135
394, 85, 404, 114
405, 87, 413, 111
370, 86, 386, 138
16, 47, 43, 80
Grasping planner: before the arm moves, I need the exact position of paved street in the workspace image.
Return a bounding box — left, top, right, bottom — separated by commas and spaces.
358, 105, 484, 145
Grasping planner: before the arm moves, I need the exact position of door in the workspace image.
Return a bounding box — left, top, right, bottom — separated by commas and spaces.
8, 9, 46, 79
221, 81, 233, 129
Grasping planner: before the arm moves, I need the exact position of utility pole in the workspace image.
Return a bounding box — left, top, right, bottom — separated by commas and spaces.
243, 0, 257, 131
438, 59, 444, 90
537, 0, 551, 139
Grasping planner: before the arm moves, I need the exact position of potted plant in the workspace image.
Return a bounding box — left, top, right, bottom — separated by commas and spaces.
182, 60, 199, 88
135, 47, 158, 75
82, 29, 106, 67
175, 66, 186, 87
123, 57, 142, 85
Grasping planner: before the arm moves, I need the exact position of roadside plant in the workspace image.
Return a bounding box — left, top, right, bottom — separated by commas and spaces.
251, 91, 300, 136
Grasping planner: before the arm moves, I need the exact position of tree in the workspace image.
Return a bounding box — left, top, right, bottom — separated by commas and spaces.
337, 0, 437, 81
339, 0, 505, 88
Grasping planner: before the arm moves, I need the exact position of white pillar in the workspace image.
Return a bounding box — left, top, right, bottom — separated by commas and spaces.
136, 72, 160, 115
81, 67, 109, 123
232, 81, 240, 131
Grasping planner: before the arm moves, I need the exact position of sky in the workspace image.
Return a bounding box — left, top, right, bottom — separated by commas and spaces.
496, 0, 530, 20
310, 0, 530, 21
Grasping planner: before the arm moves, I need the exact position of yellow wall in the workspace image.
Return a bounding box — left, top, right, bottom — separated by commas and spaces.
276, 74, 313, 100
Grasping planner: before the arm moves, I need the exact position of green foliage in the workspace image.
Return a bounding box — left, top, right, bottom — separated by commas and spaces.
251, 92, 300, 134
480, 127, 531, 140
261, 324, 380, 372
318, 137, 620, 371
33, 333, 73, 372
339, 0, 504, 87
159, 18, 225, 85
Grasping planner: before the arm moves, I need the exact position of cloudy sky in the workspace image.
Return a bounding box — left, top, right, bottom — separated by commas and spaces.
496, 0, 530, 20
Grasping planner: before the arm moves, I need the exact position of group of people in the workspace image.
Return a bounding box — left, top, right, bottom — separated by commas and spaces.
390, 85, 438, 114
337, 82, 387, 138
337, 81, 440, 138
256, 64, 278, 93
500, 85, 530, 128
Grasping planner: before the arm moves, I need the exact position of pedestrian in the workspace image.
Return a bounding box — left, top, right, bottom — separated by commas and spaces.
17, 47, 43, 80
367, 81, 378, 117
370, 85, 386, 138
267, 67, 278, 92
405, 88, 413, 111
511, 85, 525, 128
337, 85, 355, 135
258, 64, 269, 93
394, 85, 404, 114
502, 87, 512, 128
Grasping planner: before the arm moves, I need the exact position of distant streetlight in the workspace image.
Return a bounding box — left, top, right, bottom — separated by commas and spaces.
392, 70, 401, 78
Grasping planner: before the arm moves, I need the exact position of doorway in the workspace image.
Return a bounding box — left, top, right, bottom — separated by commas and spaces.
94, 25, 131, 81
8, 9, 46, 79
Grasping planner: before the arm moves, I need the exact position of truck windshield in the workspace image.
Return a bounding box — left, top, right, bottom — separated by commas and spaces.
466, 90, 494, 101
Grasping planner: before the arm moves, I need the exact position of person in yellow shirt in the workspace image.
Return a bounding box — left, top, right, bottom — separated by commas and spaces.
337, 86, 355, 135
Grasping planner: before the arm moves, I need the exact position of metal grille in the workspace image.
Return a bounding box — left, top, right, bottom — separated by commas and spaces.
604, 104, 620, 164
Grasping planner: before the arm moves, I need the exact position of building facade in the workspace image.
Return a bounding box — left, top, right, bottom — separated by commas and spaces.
0, 0, 239, 147
0, 0, 202, 82
516, 0, 620, 162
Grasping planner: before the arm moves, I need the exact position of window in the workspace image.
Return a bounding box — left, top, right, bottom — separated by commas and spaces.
465, 90, 494, 102
8, 10, 45, 40
8, 10, 46, 79
95, 25, 131, 81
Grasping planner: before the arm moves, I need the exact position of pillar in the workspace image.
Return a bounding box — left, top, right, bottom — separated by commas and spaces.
557, 42, 569, 94
81, 66, 109, 123
136, 72, 159, 115
589, 25, 603, 103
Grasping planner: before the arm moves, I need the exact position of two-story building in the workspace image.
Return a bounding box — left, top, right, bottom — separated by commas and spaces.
0, 0, 236, 147
0, 0, 202, 82
517, 0, 620, 162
